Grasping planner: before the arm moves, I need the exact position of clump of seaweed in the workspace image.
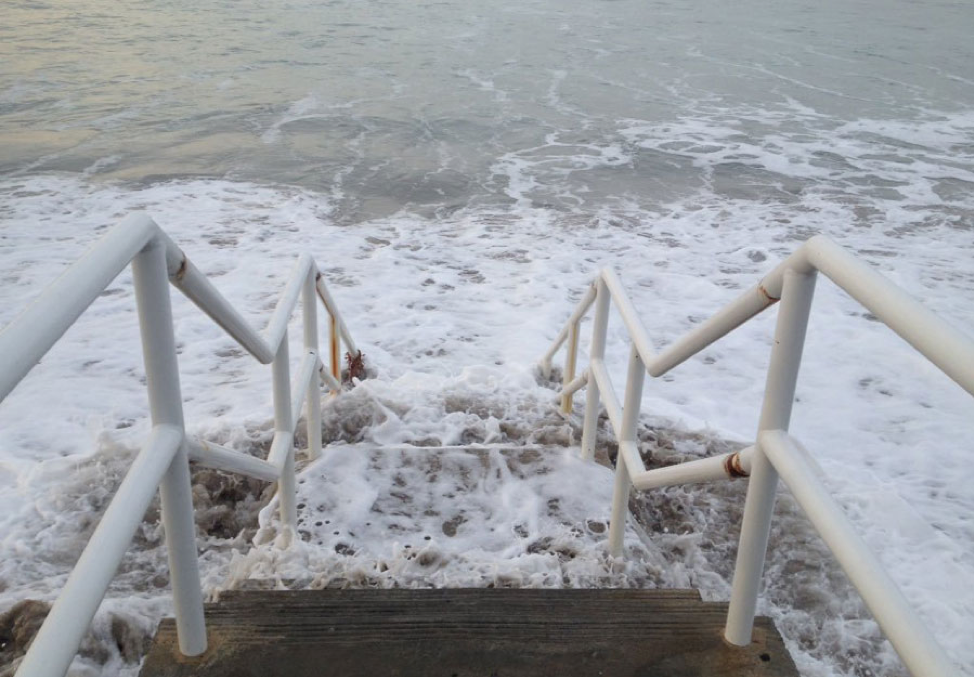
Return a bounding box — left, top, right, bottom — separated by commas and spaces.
343, 350, 368, 385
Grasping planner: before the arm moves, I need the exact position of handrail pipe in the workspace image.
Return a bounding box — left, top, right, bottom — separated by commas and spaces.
0, 214, 362, 677
542, 234, 971, 677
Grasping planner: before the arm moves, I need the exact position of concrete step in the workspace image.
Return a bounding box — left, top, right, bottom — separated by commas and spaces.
140, 589, 798, 677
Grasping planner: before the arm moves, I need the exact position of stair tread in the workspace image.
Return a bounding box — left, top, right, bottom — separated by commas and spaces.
140, 589, 799, 677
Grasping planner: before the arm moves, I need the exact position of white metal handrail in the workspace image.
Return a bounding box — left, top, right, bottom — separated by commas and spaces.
0, 213, 361, 677
541, 234, 971, 677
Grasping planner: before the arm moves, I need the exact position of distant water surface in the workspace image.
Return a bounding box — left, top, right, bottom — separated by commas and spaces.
1, 0, 972, 225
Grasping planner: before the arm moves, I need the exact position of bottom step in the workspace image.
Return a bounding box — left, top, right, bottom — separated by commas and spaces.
141, 589, 798, 677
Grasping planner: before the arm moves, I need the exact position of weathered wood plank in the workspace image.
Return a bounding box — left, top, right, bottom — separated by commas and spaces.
141, 589, 798, 677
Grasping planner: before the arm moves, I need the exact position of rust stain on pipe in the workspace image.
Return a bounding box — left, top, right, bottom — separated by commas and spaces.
173, 255, 188, 282
329, 314, 340, 382
724, 451, 749, 479
758, 284, 780, 303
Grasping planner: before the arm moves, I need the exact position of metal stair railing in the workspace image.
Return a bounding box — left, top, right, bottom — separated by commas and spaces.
541, 234, 971, 677
0, 213, 361, 677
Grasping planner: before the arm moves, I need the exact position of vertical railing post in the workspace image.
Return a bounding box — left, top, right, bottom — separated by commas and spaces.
560, 318, 581, 414
329, 314, 341, 385
303, 271, 322, 461
608, 345, 646, 557
725, 269, 817, 646
272, 332, 298, 530
608, 454, 630, 557
580, 276, 610, 461
131, 237, 206, 657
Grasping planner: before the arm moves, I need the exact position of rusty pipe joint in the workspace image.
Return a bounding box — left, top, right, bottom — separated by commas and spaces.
724, 450, 750, 479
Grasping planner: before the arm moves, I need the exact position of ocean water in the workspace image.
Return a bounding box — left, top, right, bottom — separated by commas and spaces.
1, 0, 973, 675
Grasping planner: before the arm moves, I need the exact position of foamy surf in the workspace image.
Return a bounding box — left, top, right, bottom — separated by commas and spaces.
1, 172, 972, 675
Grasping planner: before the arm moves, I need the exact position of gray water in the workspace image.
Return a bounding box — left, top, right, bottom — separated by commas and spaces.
2, 0, 972, 224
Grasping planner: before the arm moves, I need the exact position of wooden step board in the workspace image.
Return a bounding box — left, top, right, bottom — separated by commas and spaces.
140, 589, 798, 677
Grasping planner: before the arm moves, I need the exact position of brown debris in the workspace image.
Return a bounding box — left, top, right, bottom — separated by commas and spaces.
344, 351, 366, 385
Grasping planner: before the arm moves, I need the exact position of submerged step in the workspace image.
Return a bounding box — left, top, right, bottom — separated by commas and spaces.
140, 589, 798, 677
233, 444, 667, 590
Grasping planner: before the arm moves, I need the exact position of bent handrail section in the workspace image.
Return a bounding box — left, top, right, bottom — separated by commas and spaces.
541, 234, 971, 677
0, 213, 361, 677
